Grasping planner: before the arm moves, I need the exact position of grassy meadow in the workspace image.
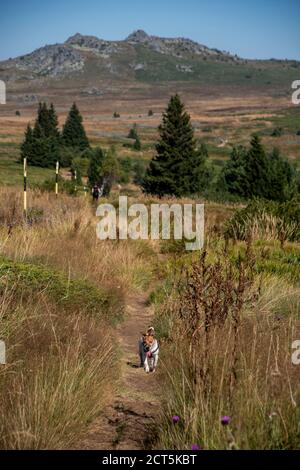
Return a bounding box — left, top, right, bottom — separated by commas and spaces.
1, 86, 300, 186
0, 187, 157, 449
0, 185, 299, 449
152, 238, 300, 449
0, 89, 299, 449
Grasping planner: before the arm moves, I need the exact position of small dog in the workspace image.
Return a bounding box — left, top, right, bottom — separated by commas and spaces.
141, 333, 159, 373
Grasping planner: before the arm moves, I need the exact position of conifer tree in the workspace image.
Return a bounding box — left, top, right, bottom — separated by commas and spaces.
142, 94, 203, 197
48, 103, 60, 139
133, 135, 141, 151
133, 161, 145, 185
20, 102, 60, 167
88, 147, 105, 186
243, 135, 270, 198
221, 137, 297, 201
268, 148, 295, 201
20, 124, 34, 161
62, 103, 90, 150
222, 145, 248, 196
37, 102, 50, 135
127, 124, 138, 140
36, 102, 60, 138
188, 142, 211, 193
29, 122, 58, 167
101, 147, 119, 196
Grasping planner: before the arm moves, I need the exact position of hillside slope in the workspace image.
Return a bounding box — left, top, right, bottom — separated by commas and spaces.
0, 30, 299, 89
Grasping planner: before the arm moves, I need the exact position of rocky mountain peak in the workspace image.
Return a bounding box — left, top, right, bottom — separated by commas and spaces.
65, 33, 105, 47
126, 30, 150, 43
0, 29, 248, 82
65, 33, 85, 44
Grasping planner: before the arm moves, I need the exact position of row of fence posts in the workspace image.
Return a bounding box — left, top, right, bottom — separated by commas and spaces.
23, 158, 88, 217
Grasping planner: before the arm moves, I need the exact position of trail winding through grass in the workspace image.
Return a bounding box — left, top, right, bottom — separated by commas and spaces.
75, 291, 160, 450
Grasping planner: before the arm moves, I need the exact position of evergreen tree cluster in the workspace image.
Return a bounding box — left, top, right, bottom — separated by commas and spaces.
21, 102, 89, 168
221, 135, 297, 201
142, 94, 298, 202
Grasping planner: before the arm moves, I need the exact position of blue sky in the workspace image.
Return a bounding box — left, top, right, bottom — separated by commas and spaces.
0, 0, 299, 61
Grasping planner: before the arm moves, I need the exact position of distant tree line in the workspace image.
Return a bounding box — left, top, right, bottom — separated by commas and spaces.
219, 137, 297, 202
21, 97, 299, 202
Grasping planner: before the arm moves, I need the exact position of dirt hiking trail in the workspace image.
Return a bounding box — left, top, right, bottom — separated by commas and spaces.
76, 292, 160, 450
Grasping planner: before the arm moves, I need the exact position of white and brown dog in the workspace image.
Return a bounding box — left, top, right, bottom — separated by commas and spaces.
139, 329, 159, 373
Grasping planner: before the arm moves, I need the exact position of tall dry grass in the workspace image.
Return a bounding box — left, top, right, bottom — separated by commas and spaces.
0, 187, 156, 449
0, 187, 155, 291
0, 281, 119, 449
155, 251, 300, 449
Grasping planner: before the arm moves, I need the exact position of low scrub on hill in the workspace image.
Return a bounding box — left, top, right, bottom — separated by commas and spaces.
225, 199, 300, 245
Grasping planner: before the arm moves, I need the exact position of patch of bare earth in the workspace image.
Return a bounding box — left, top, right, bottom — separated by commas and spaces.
73, 292, 160, 450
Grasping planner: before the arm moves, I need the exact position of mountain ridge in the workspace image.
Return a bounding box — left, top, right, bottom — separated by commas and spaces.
0, 30, 299, 87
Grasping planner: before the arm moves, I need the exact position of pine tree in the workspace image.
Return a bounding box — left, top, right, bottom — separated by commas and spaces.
221, 139, 297, 201
133, 135, 141, 151
127, 124, 138, 140
33, 120, 44, 139
20, 103, 61, 167
35, 102, 60, 138
142, 94, 202, 197
62, 103, 90, 150
101, 148, 119, 196
29, 122, 58, 167
37, 102, 50, 135
133, 161, 145, 185
268, 148, 295, 201
127, 124, 141, 151
20, 124, 34, 161
188, 142, 211, 193
48, 103, 60, 139
222, 145, 248, 196
88, 147, 105, 186
243, 135, 270, 198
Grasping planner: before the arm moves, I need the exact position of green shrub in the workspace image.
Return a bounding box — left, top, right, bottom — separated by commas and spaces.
0, 259, 124, 324
225, 199, 300, 243
34, 176, 78, 195
271, 127, 283, 137
119, 157, 132, 183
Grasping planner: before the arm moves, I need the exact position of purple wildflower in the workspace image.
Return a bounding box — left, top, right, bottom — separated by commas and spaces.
221, 415, 231, 426
191, 444, 201, 450
172, 415, 180, 424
